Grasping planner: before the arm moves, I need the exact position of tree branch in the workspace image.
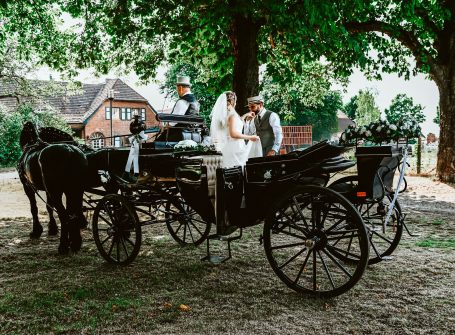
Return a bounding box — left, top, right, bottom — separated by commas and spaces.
415, 7, 440, 35
344, 20, 437, 73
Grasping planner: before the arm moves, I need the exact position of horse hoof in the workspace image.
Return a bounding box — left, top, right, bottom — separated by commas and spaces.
58, 245, 69, 255
30, 229, 43, 239
70, 237, 82, 253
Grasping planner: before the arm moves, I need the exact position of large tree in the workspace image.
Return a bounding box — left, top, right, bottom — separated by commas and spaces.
2, 1, 455, 181
281, 1, 454, 181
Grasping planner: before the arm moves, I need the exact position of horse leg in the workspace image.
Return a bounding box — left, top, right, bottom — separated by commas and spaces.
51, 195, 71, 255
66, 190, 84, 253
46, 193, 58, 236
21, 181, 43, 238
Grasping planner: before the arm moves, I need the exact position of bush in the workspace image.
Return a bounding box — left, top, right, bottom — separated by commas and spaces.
0, 103, 72, 167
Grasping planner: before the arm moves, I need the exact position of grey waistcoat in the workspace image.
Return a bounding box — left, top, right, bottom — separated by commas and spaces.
254, 110, 274, 155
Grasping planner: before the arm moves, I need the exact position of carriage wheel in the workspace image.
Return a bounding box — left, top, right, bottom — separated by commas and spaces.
263, 185, 369, 298
92, 194, 142, 265
165, 197, 211, 246
329, 176, 403, 264
357, 196, 403, 264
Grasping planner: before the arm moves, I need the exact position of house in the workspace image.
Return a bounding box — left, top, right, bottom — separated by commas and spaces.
337, 110, 355, 133
0, 78, 159, 148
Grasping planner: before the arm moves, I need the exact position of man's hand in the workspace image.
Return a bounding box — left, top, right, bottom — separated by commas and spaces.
243, 111, 255, 121
266, 150, 277, 156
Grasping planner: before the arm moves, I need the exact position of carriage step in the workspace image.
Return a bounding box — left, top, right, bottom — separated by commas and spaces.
401, 213, 420, 237
201, 229, 243, 264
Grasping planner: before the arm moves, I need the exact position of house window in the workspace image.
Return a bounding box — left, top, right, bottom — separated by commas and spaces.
105, 107, 111, 120
89, 132, 105, 149
114, 136, 122, 147
120, 108, 132, 120
141, 108, 146, 121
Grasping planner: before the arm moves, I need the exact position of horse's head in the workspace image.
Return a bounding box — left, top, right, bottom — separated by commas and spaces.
19, 121, 39, 150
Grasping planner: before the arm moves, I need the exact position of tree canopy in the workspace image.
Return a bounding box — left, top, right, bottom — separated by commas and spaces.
355, 89, 381, 127
0, 103, 71, 167
385, 94, 426, 125
343, 96, 358, 121
2, 0, 455, 180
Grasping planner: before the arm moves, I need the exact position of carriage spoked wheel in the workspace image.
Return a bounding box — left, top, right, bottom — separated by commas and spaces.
165, 197, 211, 246
263, 185, 369, 298
92, 194, 142, 265
329, 176, 403, 265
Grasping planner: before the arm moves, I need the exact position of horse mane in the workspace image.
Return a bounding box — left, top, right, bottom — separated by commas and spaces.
39, 127, 77, 145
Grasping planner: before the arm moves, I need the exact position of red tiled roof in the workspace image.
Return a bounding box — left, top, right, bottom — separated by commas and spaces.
0, 78, 152, 124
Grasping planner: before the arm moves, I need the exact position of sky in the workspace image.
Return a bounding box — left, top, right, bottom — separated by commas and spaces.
35, 65, 440, 136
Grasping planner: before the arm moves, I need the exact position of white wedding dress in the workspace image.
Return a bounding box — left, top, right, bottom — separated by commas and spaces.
210, 93, 262, 168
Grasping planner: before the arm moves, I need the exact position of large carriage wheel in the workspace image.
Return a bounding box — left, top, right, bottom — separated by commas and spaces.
92, 194, 142, 265
165, 197, 211, 246
263, 185, 369, 298
329, 176, 403, 264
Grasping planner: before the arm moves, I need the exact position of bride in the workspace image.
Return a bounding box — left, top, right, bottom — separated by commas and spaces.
210, 91, 262, 167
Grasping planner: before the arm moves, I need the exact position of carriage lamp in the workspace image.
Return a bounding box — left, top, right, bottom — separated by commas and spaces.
108, 89, 115, 146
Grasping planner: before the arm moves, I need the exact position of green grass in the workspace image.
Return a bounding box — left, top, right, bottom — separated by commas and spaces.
416, 238, 455, 248
430, 218, 446, 226
2, 212, 455, 334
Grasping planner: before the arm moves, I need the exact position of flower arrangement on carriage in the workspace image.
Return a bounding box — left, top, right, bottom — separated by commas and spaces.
339, 118, 422, 146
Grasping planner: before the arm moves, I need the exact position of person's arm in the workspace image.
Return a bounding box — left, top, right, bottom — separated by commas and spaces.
228, 114, 259, 141
269, 112, 283, 155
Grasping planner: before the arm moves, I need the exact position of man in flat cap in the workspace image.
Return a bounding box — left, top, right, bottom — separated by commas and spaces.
157, 75, 200, 142
244, 95, 283, 156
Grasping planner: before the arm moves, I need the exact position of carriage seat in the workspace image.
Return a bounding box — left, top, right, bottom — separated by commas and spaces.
193, 154, 223, 198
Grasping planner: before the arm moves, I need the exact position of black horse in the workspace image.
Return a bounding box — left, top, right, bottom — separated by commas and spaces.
17, 122, 89, 254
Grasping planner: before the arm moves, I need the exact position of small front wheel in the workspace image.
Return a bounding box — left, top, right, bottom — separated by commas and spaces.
92, 194, 141, 265
165, 197, 211, 246
263, 185, 369, 298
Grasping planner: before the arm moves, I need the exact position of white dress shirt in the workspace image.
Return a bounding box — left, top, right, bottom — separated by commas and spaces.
169, 91, 191, 126
244, 108, 283, 153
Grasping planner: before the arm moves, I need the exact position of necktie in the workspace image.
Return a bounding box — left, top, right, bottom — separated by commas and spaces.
258, 114, 261, 123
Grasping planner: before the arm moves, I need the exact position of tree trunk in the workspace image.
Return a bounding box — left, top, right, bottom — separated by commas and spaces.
436, 81, 455, 182
229, 15, 261, 115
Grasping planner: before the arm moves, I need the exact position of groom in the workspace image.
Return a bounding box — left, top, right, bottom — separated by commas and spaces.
244, 95, 283, 156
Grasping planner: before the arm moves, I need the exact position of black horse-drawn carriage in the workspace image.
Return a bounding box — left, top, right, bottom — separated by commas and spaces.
79, 114, 410, 298
18, 114, 410, 298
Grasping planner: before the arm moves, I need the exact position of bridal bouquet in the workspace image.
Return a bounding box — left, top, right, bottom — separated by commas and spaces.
339, 118, 422, 145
